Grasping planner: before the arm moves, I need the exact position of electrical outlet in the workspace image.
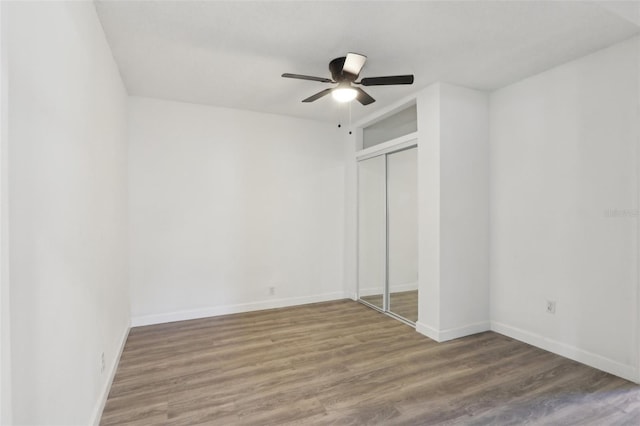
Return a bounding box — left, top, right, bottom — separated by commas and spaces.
101, 352, 105, 373
268, 286, 275, 296
546, 300, 556, 314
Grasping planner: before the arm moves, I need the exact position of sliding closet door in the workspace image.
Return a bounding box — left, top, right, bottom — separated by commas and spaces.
387, 147, 418, 322
358, 156, 386, 310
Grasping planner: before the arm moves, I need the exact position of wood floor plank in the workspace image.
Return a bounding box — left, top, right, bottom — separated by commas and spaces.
101, 299, 640, 425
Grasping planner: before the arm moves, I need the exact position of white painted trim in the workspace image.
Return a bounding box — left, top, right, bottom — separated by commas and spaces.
346, 131, 358, 304
355, 133, 418, 161
90, 324, 130, 426
358, 281, 418, 297
416, 320, 490, 342
491, 320, 639, 384
415, 321, 440, 341
131, 292, 347, 327
353, 135, 361, 303
634, 35, 640, 391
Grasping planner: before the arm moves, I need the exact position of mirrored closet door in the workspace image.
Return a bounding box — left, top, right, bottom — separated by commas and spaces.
358, 146, 418, 325
387, 147, 418, 323
357, 155, 386, 311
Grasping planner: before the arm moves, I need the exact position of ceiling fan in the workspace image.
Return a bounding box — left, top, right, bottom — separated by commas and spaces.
282, 53, 414, 105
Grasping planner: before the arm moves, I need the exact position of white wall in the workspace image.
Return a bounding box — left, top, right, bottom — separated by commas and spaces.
128, 97, 346, 325
490, 36, 640, 381
416, 83, 490, 341
439, 83, 490, 334
7, 2, 130, 424
416, 85, 441, 330
0, 1, 10, 423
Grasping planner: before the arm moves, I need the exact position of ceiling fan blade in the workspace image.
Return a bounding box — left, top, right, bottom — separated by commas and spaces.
302, 88, 333, 103
342, 53, 367, 78
282, 73, 333, 83
359, 75, 414, 86
355, 88, 375, 105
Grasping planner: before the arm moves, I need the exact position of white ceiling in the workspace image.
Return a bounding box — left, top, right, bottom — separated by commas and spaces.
94, 0, 640, 123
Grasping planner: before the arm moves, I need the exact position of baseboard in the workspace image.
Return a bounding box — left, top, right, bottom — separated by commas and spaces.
90, 324, 130, 426
358, 281, 418, 297
415, 321, 439, 341
416, 320, 490, 342
131, 292, 347, 327
491, 321, 639, 384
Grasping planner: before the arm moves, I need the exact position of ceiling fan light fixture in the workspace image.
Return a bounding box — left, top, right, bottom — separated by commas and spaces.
283, 53, 414, 105
332, 86, 357, 103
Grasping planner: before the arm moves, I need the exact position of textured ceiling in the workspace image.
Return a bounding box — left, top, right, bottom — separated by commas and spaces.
94, 0, 640, 123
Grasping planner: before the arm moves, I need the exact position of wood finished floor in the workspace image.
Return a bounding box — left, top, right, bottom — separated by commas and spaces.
360, 290, 418, 323
101, 300, 640, 425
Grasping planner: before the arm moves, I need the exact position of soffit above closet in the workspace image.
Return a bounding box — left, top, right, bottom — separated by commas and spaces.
94, 0, 640, 123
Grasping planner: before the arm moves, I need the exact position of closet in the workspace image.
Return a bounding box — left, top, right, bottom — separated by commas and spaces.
357, 104, 418, 325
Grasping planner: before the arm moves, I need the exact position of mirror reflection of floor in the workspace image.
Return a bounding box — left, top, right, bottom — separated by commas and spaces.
360, 290, 418, 323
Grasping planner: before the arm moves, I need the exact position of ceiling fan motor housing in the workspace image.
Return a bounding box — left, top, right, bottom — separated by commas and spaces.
330, 57, 357, 82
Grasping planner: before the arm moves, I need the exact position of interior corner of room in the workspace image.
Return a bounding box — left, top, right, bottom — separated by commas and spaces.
1, 0, 640, 424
